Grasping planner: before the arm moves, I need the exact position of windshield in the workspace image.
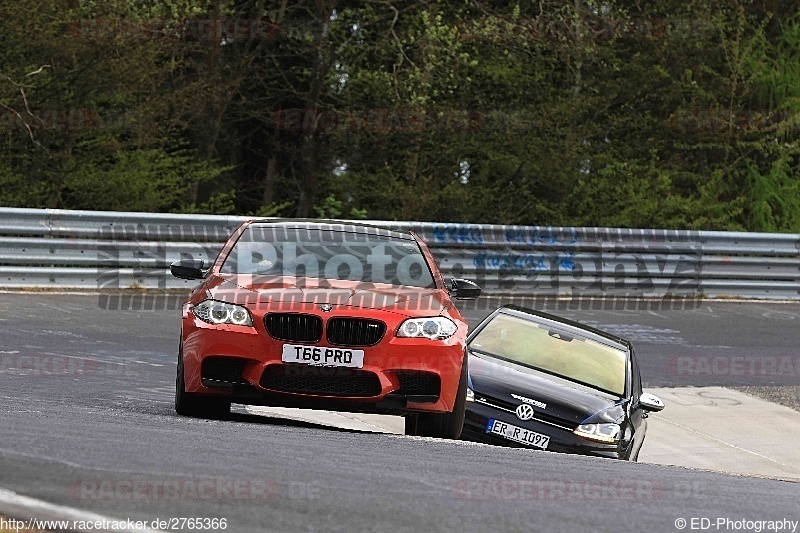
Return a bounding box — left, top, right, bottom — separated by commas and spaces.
469, 313, 628, 396
220, 225, 436, 289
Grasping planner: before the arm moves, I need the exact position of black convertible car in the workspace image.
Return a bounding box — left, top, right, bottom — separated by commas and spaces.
461, 305, 664, 460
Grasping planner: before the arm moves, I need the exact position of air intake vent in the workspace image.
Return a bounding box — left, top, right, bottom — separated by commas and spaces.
396, 371, 441, 396
265, 313, 322, 343
326, 318, 386, 346
260, 365, 382, 397
201, 357, 247, 384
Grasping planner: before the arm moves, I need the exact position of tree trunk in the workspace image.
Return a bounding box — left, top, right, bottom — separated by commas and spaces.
192, 2, 224, 206
263, 152, 277, 206
295, 0, 336, 218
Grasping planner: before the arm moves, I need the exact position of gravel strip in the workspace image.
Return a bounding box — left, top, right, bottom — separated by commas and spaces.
733, 386, 800, 413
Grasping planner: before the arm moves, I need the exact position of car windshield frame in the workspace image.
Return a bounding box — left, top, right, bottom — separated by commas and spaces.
219, 223, 438, 289
468, 310, 630, 397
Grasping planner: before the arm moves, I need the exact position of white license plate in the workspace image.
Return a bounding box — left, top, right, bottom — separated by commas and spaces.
486, 418, 550, 450
281, 344, 364, 368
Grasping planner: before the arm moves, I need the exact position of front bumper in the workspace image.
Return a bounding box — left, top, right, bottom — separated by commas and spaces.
181, 314, 465, 414
462, 398, 626, 459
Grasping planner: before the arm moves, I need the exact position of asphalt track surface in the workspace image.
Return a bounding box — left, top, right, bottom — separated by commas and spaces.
1, 293, 799, 532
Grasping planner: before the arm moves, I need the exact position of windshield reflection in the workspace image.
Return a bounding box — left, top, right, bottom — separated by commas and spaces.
469, 313, 627, 396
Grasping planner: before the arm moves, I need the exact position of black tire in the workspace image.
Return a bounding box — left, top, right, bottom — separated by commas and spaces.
405, 357, 467, 439
404, 413, 420, 436
175, 343, 231, 419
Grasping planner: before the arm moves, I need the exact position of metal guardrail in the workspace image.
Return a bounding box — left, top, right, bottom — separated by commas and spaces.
0, 207, 798, 299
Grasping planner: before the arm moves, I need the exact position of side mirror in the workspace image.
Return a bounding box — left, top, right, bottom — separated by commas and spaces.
638, 392, 665, 412
447, 278, 481, 300
170, 258, 207, 280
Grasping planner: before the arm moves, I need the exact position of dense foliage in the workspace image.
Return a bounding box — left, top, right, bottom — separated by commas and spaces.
1, 1, 799, 230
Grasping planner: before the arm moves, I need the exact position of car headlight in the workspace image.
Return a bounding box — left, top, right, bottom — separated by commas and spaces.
466, 387, 475, 402
573, 423, 621, 444
193, 300, 253, 326
397, 317, 458, 340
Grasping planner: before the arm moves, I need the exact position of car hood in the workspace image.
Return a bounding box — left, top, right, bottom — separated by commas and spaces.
468, 350, 625, 427
206, 275, 447, 316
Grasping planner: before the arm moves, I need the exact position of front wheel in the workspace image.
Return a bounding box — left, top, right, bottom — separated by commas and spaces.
175, 343, 231, 419
629, 437, 645, 462
405, 357, 467, 439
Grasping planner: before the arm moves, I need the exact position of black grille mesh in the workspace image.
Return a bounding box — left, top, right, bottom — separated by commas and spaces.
326, 318, 386, 346
265, 313, 322, 343
479, 393, 578, 429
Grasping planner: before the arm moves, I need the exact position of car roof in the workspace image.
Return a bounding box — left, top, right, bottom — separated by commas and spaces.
495, 304, 632, 351
245, 219, 415, 240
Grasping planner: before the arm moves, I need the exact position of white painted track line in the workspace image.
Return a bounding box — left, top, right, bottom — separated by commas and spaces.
638, 387, 800, 481
0, 487, 164, 533
244, 405, 404, 434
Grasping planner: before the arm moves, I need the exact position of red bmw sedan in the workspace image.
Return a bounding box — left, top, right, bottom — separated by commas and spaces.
170, 220, 481, 438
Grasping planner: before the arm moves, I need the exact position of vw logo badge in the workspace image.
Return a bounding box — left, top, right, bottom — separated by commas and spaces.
515, 403, 535, 421
319, 304, 332, 312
